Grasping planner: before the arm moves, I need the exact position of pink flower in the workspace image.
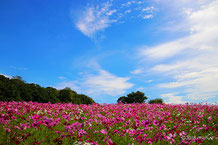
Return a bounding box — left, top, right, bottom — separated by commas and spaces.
125, 121, 130, 126
153, 120, 159, 126
107, 139, 116, 145
100, 129, 108, 135
94, 130, 99, 133
32, 115, 41, 121
198, 114, 203, 118
56, 131, 61, 134
179, 131, 186, 137
32, 122, 38, 127
78, 129, 87, 136
11, 116, 17, 120
5, 128, 11, 133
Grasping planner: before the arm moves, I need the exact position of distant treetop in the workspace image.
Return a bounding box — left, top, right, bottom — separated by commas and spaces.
117, 91, 148, 104
148, 98, 164, 104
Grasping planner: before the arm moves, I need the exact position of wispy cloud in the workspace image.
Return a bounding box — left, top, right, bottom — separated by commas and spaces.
76, 1, 115, 37
79, 69, 133, 97
145, 80, 153, 83
56, 81, 81, 92
139, 0, 218, 102
10, 66, 28, 70
58, 76, 66, 80
75, 0, 157, 37
121, 0, 148, 7
130, 68, 143, 74
142, 14, 153, 19
142, 6, 155, 12
161, 93, 185, 104
121, 0, 142, 7
56, 61, 133, 100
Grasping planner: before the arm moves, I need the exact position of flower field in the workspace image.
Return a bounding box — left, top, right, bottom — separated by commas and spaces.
0, 102, 217, 145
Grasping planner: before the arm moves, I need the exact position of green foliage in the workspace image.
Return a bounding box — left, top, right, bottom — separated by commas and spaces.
58, 87, 76, 103
0, 75, 95, 104
12, 75, 25, 82
148, 98, 164, 104
117, 91, 148, 103
117, 96, 126, 103
46, 87, 60, 103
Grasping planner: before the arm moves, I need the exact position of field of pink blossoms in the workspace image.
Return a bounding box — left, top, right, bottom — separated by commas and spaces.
0, 101, 217, 145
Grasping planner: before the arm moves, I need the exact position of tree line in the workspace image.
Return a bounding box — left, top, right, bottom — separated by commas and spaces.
0, 75, 164, 104
0, 75, 95, 104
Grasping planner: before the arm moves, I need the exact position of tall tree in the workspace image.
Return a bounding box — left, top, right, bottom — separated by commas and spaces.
46, 87, 60, 103
58, 87, 77, 103
117, 91, 148, 104
12, 75, 25, 82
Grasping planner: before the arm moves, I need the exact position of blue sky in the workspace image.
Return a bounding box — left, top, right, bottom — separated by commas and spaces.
1, 0, 218, 104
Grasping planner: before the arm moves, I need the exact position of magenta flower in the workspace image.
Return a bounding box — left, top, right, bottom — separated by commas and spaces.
78, 129, 87, 136
56, 131, 61, 134
32, 115, 41, 121
125, 120, 131, 126
153, 119, 159, 126
100, 129, 108, 135
107, 139, 115, 145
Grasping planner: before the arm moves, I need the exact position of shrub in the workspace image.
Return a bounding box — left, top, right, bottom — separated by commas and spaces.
148, 98, 164, 104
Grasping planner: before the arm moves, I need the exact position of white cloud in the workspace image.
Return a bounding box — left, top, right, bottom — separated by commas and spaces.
56, 81, 81, 91
76, 1, 115, 37
107, 9, 117, 16
161, 93, 186, 104
145, 80, 153, 83
137, 87, 146, 91
125, 10, 131, 14
121, 1, 137, 7
75, 0, 157, 37
58, 76, 66, 80
153, 0, 213, 8
121, 0, 145, 7
142, 6, 155, 12
81, 69, 133, 96
142, 14, 153, 19
139, 0, 218, 102
130, 68, 143, 74
139, 39, 186, 60
56, 62, 133, 99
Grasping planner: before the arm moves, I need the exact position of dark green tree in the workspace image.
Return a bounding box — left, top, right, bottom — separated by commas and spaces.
148, 98, 164, 104
76, 94, 95, 105
45, 87, 60, 103
58, 87, 77, 103
12, 75, 25, 82
117, 91, 148, 103
31, 84, 47, 102
0, 75, 10, 101
117, 96, 126, 103
0, 75, 95, 104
